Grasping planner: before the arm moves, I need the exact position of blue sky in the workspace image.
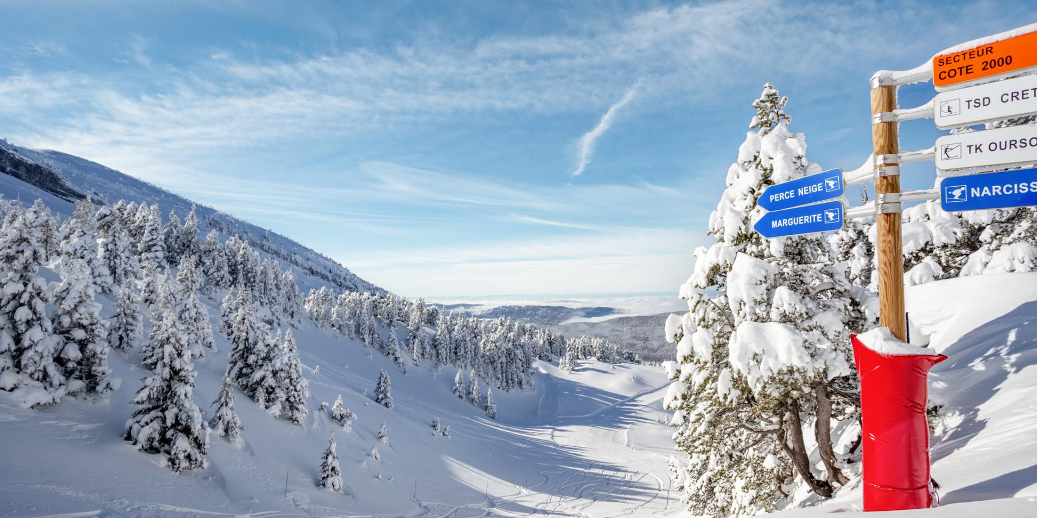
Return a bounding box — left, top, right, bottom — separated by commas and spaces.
0, 0, 1032, 298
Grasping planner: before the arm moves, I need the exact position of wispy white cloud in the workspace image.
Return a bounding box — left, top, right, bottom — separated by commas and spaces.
571, 81, 640, 177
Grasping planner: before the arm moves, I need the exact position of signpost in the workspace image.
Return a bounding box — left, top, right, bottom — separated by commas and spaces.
752, 200, 843, 239
934, 73, 1037, 128
941, 167, 1037, 211
757, 169, 843, 211
934, 124, 1037, 170
933, 29, 1037, 90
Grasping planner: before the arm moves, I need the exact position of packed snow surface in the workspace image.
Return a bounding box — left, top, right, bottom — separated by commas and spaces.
854, 327, 941, 357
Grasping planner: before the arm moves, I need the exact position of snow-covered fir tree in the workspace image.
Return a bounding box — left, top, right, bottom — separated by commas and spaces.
125, 312, 210, 473
52, 258, 112, 396
30, 200, 59, 265
386, 326, 404, 368
181, 205, 200, 259
274, 329, 309, 425
374, 369, 393, 409
225, 285, 279, 412
0, 205, 65, 406
137, 204, 165, 272
663, 85, 866, 515
378, 422, 388, 445
96, 205, 139, 293
59, 199, 110, 292
469, 370, 481, 408
139, 262, 160, 308
453, 369, 466, 399
484, 387, 497, 419
110, 279, 142, 352
174, 256, 216, 358
431, 416, 442, 435
319, 432, 342, 492
200, 229, 230, 291
210, 370, 244, 446
163, 210, 184, 266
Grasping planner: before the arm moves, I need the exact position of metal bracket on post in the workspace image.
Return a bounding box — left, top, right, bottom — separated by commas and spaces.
873, 154, 900, 167
877, 192, 902, 213
877, 165, 900, 177
872, 112, 897, 124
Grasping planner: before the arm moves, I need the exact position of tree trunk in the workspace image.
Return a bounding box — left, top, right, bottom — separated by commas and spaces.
814, 384, 850, 485
782, 401, 833, 498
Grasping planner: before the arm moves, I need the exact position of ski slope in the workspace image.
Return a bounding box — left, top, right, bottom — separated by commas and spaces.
0, 277, 681, 517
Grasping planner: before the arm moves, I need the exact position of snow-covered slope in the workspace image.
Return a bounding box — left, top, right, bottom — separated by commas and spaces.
0, 138, 380, 296
0, 278, 680, 517
778, 273, 1037, 516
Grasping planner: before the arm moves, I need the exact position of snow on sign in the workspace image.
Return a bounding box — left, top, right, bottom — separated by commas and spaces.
934, 73, 1037, 129
933, 29, 1037, 90
934, 124, 1037, 171
757, 169, 844, 211
754, 200, 843, 238
941, 167, 1037, 212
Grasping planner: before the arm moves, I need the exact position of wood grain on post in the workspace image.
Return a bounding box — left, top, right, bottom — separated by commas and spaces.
871, 84, 907, 341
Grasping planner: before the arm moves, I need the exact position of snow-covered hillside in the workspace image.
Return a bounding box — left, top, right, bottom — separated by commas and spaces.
0, 275, 680, 516
775, 273, 1037, 517
0, 139, 380, 295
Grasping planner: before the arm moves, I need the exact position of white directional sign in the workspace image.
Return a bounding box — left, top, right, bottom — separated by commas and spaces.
935, 124, 1037, 171
935, 73, 1037, 129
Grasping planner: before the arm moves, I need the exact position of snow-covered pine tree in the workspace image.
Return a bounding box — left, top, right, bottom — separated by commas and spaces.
96, 205, 139, 293
378, 421, 388, 445
453, 369, 466, 399
664, 84, 862, 515
210, 370, 244, 446
138, 204, 165, 272
110, 279, 142, 351
174, 256, 216, 358
59, 199, 111, 292
181, 205, 200, 259
319, 432, 342, 492
0, 205, 65, 405
219, 285, 240, 339
139, 263, 160, 308
386, 326, 404, 368
163, 210, 184, 266
469, 370, 481, 408
52, 258, 112, 395
226, 285, 278, 411
125, 312, 210, 473
431, 416, 442, 435
374, 369, 393, 409
29, 200, 59, 265
275, 329, 309, 425
201, 229, 230, 294
411, 328, 424, 367
434, 314, 453, 365
484, 387, 496, 419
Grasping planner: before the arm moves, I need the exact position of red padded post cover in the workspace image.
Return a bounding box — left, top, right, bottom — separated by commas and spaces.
851, 333, 947, 511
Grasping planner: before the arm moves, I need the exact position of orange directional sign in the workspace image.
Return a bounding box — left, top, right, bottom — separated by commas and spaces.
933, 30, 1037, 90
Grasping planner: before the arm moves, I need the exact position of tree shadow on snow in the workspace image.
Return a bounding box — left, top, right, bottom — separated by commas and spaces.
930, 300, 1037, 467
941, 463, 1037, 504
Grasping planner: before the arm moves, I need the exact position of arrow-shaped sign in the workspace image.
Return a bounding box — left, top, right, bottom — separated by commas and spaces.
758, 169, 844, 211
754, 200, 844, 238
941, 167, 1037, 212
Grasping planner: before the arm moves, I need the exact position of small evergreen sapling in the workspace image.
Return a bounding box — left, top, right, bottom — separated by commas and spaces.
469, 370, 481, 408
210, 372, 244, 446
378, 422, 388, 445
330, 394, 357, 432
319, 432, 342, 492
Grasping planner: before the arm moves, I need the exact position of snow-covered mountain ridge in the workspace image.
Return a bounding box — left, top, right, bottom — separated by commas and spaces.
0, 138, 381, 296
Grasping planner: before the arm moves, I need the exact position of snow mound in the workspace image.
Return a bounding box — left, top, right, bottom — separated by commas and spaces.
855, 327, 939, 357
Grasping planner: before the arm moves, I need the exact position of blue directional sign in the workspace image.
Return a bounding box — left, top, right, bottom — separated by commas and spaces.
754, 200, 844, 238
758, 169, 844, 211
941, 167, 1037, 212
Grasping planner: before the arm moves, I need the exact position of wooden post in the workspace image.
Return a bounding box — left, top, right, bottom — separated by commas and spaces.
870, 83, 907, 341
